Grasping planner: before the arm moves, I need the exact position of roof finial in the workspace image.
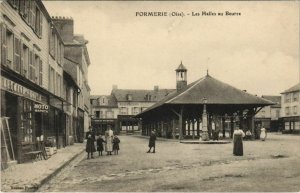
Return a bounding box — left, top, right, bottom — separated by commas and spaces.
180, 60, 183, 65
207, 69, 209, 76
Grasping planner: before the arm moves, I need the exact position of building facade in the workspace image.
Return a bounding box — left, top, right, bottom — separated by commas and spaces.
0, 0, 66, 164
90, 85, 174, 134
52, 17, 91, 142
280, 83, 300, 133
255, 95, 281, 132
90, 95, 119, 134
0, 0, 91, 167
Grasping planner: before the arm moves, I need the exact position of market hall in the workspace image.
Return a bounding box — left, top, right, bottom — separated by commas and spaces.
136, 63, 274, 140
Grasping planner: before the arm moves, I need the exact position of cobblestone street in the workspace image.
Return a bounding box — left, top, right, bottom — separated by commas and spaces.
39, 133, 300, 192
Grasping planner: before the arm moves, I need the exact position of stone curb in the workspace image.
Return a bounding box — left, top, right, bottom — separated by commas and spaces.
25, 147, 85, 192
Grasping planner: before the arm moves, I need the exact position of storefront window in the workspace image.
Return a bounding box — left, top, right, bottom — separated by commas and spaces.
22, 100, 34, 143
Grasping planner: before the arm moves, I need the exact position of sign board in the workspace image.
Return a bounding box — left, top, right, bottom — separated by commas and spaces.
34, 103, 49, 113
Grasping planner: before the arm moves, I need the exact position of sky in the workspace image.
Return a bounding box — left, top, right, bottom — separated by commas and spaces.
44, 1, 300, 96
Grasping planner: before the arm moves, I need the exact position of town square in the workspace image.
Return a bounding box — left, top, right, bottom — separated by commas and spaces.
0, 0, 299, 192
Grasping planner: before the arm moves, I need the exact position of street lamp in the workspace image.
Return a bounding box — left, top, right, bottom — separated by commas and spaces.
201, 97, 209, 141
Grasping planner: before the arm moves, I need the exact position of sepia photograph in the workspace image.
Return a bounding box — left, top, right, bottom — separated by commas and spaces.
0, 0, 299, 192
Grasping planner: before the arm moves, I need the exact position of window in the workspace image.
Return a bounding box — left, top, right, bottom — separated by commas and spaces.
7, 0, 19, 9
119, 107, 128, 115
132, 107, 140, 115
95, 111, 100, 118
21, 43, 29, 78
276, 110, 280, 118
261, 110, 265, 118
106, 111, 114, 118
22, 99, 34, 143
285, 107, 290, 116
100, 111, 104, 118
293, 92, 299, 102
285, 94, 291, 103
127, 94, 132, 101
293, 106, 297, 115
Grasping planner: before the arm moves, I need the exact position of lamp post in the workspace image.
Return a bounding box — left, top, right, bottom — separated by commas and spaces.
201, 97, 209, 141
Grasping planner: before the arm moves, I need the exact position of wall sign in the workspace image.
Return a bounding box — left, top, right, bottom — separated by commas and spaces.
34, 103, 49, 113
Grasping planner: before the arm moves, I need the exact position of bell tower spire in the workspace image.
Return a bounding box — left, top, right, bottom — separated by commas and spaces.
175, 61, 187, 90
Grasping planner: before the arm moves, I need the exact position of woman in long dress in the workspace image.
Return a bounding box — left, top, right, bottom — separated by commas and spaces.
105, 127, 114, 155
86, 127, 96, 159
260, 127, 267, 141
233, 127, 245, 156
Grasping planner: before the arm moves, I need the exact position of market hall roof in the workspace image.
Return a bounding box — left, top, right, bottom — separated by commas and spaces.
137, 74, 275, 116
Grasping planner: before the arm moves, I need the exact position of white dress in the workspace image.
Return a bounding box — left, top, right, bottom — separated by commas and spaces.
260, 128, 267, 141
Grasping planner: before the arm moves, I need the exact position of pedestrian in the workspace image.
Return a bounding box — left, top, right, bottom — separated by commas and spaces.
96, 134, 105, 156
260, 127, 267, 141
86, 126, 96, 159
113, 135, 120, 155
245, 129, 252, 140
147, 130, 156, 153
105, 126, 114, 155
233, 126, 245, 156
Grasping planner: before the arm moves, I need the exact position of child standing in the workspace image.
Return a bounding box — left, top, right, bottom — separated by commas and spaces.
96, 135, 105, 156
113, 135, 120, 155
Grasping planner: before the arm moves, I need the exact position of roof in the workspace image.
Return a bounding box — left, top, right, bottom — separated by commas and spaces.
138, 74, 275, 115
281, 83, 300, 94
262, 95, 281, 108
176, 61, 187, 71
90, 95, 118, 107
111, 89, 175, 102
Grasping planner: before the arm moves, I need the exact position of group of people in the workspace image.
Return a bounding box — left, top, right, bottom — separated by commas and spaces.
85, 126, 120, 159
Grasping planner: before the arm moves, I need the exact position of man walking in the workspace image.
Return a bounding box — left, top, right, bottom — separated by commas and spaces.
147, 130, 157, 153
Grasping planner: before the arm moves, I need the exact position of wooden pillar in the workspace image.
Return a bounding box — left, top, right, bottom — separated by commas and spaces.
222, 117, 226, 138
192, 119, 195, 140
179, 106, 183, 140
250, 115, 255, 140
230, 116, 234, 138
172, 119, 176, 139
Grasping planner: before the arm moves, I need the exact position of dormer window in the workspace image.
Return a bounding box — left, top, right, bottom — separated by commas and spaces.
127, 94, 132, 101
145, 94, 152, 101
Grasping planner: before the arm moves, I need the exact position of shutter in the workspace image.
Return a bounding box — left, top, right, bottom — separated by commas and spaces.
20, 41, 24, 76
1, 23, 7, 66
39, 59, 43, 86
39, 11, 43, 37
61, 44, 64, 65
31, 0, 36, 29
19, 0, 25, 16
27, 0, 32, 25
14, 37, 21, 73
35, 55, 39, 83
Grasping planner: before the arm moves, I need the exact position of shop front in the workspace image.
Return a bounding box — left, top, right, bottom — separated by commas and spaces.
1, 77, 48, 164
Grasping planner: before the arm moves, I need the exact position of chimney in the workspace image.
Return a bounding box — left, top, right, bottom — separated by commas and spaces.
154, 85, 159, 91
112, 85, 118, 90
243, 90, 247, 92
51, 16, 74, 43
